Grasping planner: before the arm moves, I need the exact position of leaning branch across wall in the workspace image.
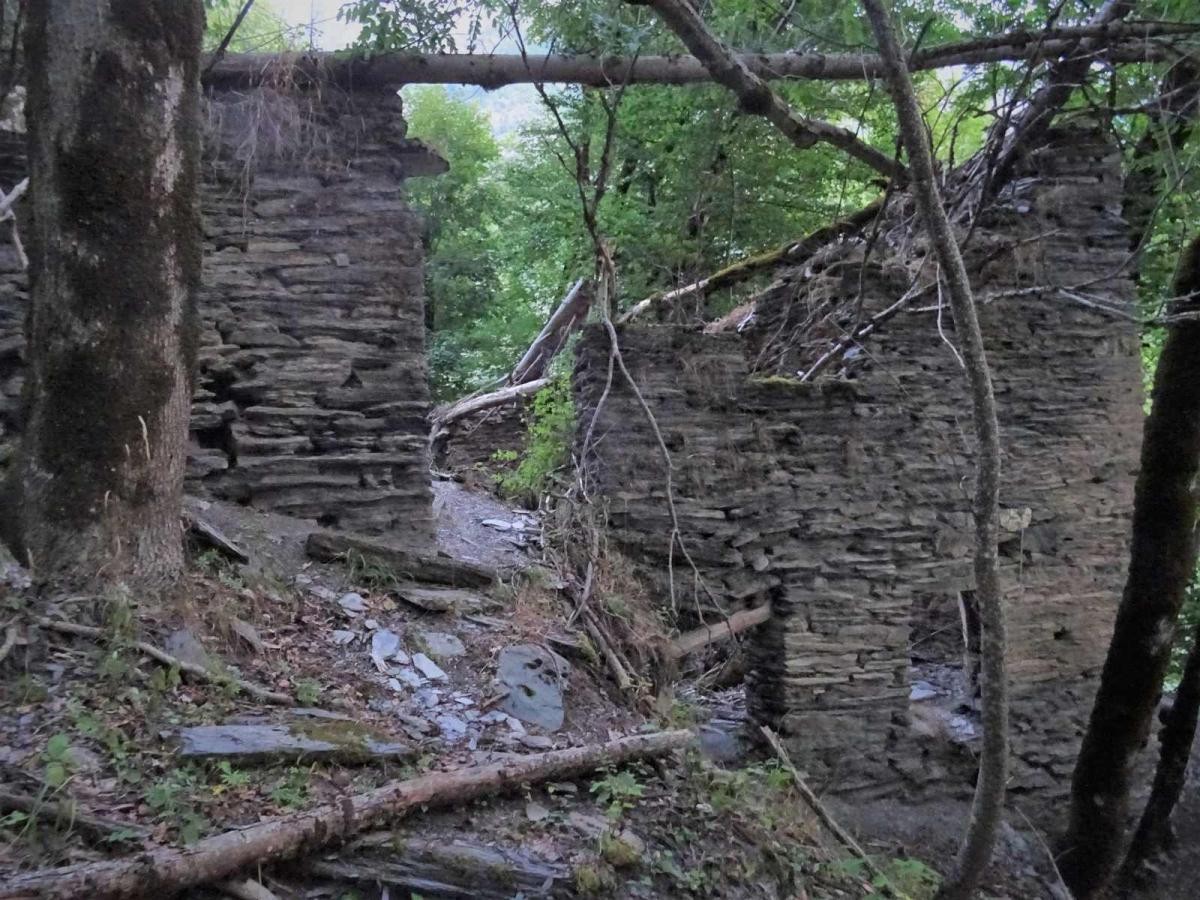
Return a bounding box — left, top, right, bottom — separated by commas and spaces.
203, 22, 1199, 90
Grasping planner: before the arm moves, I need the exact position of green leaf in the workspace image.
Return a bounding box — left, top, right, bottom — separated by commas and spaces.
45, 761, 68, 788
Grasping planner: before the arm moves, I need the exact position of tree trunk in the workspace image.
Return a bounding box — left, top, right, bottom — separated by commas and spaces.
860, 3, 1008, 899
1067, 234, 1200, 897
3, 0, 203, 589
1099, 236, 1200, 897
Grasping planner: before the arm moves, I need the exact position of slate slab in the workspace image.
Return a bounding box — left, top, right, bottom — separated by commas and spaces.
497, 644, 566, 732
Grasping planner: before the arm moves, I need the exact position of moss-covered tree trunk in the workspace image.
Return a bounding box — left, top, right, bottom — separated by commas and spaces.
1060, 235, 1200, 898
3, 0, 203, 589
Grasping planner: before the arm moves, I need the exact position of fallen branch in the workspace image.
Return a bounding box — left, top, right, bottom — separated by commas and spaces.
620, 200, 883, 323
760, 727, 892, 889
432, 378, 550, 434
0, 730, 692, 900
35, 618, 294, 706
510, 278, 592, 384
202, 24, 1197, 90
582, 609, 634, 691
668, 604, 771, 660
0, 789, 149, 844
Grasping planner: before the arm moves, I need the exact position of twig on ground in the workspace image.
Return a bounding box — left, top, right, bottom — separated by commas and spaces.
759, 726, 894, 893
0, 789, 149, 844
35, 618, 294, 706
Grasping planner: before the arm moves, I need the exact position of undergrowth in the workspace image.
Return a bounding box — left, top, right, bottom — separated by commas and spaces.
495, 368, 574, 506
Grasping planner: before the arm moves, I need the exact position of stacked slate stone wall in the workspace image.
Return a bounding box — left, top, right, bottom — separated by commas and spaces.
574, 127, 1144, 805
0, 87, 444, 541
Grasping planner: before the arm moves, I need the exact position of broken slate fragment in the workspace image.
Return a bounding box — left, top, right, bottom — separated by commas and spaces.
166, 722, 412, 765
331, 630, 357, 646
339, 592, 366, 615
391, 667, 425, 689
395, 584, 482, 614
412, 653, 448, 681
435, 714, 468, 742
164, 629, 214, 672
421, 631, 466, 659
371, 629, 402, 670
497, 645, 565, 732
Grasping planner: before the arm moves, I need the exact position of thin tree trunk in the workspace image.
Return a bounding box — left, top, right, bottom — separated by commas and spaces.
1066, 235, 1200, 897
3, 0, 203, 590
860, 3, 1008, 898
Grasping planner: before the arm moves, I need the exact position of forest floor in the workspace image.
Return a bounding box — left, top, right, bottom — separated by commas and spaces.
0, 479, 1173, 899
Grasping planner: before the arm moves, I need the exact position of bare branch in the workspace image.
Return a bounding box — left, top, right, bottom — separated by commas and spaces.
635, 0, 906, 180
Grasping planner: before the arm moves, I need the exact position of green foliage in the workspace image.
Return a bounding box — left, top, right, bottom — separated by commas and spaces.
203, 0, 304, 52
590, 768, 645, 820
496, 371, 575, 504
340, 0, 499, 52
147, 767, 209, 844
340, 549, 402, 592
41, 733, 73, 789
269, 766, 311, 809
829, 855, 941, 899
293, 677, 321, 706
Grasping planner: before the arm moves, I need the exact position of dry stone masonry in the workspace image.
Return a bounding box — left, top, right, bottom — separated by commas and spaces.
1, 87, 445, 541
575, 126, 1144, 806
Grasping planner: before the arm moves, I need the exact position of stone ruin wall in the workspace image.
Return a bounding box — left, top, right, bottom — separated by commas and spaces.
574, 128, 1144, 807
1, 87, 443, 541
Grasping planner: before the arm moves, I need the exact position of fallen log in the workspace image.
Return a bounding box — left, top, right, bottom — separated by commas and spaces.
305, 531, 498, 589
667, 604, 772, 660
202, 24, 1195, 90
0, 730, 692, 900
299, 832, 569, 899
431, 378, 549, 435
620, 199, 883, 324
509, 278, 591, 385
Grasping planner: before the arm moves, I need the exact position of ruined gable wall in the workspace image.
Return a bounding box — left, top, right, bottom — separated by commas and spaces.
574, 128, 1144, 806
0, 88, 443, 541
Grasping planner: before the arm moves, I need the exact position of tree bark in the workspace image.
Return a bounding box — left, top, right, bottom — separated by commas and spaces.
0, 730, 692, 900
201, 23, 1193, 91
637, 0, 905, 181
860, 3, 1008, 899
1063, 235, 1200, 898
3, 0, 203, 589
